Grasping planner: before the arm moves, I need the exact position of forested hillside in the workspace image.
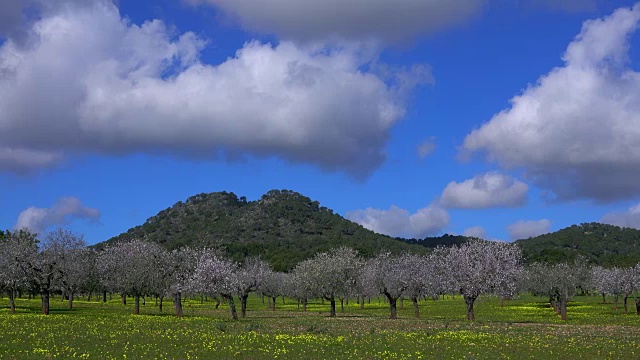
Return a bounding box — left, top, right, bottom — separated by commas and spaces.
515, 223, 640, 266
99, 190, 640, 270
99, 190, 429, 270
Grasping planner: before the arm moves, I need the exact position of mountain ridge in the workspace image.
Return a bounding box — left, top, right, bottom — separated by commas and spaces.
97, 190, 640, 269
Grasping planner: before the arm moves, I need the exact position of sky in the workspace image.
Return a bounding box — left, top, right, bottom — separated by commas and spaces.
2, 0, 640, 244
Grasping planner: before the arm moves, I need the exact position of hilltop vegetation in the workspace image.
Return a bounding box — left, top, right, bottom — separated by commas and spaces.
100, 190, 640, 269
515, 223, 640, 267
100, 190, 427, 271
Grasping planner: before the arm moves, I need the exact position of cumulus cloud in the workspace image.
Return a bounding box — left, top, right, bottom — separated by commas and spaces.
346, 203, 449, 238
0, 0, 428, 177
463, 226, 488, 239
14, 197, 101, 235
440, 172, 528, 209
187, 0, 484, 44
461, 4, 640, 202
507, 219, 551, 240
417, 138, 436, 159
600, 202, 640, 229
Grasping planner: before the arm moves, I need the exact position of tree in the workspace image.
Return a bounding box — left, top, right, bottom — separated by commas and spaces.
438, 240, 523, 321
236, 257, 271, 317
526, 260, 591, 320
362, 253, 413, 319
0, 229, 38, 313
260, 270, 284, 311
405, 254, 442, 318
58, 247, 95, 309
165, 247, 198, 317
292, 247, 361, 317
188, 251, 240, 320
97, 239, 167, 315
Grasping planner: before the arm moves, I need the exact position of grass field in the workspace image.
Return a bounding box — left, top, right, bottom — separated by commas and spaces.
0, 294, 639, 359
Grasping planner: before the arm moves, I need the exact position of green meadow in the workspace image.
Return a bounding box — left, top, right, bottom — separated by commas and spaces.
0, 295, 638, 359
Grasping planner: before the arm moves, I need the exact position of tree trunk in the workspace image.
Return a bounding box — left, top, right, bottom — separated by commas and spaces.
282, 295, 285, 305
134, 295, 140, 315
360, 296, 365, 310
624, 295, 629, 314
214, 297, 220, 309
267, 296, 272, 310
87, 291, 92, 302
303, 298, 307, 312
385, 293, 398, 320
635, 296, 640, 315
241, 294, 249, 318
613, 294, 619, 310
329, 297, 336, 317
68, 291, 73, 309
121, 294, 127, 305
464, 295, 476, 321
500, 296, 505, 307
412, 296, 419, 318
297, 298, 300, 310
271, 297, 277, 311
9, 289, 16, 314
174, 292, 183, 318
340, 298, 344, 313
41, 292, 50, 315
400, 297, 404, 310
601, 293, 606, 304
102, 290, 107, 303
560, 299, 567, 321
223, 294, 238, 320
159, 296, 164, 312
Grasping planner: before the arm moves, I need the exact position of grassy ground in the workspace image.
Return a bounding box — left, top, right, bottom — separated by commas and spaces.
0, 294, 639, 359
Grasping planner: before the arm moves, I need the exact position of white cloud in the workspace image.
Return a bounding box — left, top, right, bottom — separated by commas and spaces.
0, 0, 429, 177
463, 226, 488, 239
187, 0, 485, 44
346, 203, 449, 238
440, 172, 528, 209
461, 4, 640, 202
600, 202, 640, 229
417, 138, 436, 159
507, 219, 551, 240
14, 197, 101, 235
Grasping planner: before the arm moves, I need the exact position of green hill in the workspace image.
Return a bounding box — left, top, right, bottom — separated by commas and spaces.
99, 190, 431, 271
98, 190, 640, 270
515, 222, 640, 267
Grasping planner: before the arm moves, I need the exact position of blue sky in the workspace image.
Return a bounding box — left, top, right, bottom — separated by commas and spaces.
2, 0, 640, 244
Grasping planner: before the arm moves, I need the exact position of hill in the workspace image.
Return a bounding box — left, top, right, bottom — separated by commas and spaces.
99, 190, 432, 271
515, 222, 640, 267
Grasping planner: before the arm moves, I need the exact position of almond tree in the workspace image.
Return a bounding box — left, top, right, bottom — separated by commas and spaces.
0, 229, 38, 313
526, 260, 591, 320
236, 257, 271, 317
293, 247, 361, 317
405, 254, 443, 318
58, 247, 95, 309
592, 267, 626, 310
438, 240, 523, 321
632, 263, 640, 315
260, 270, 285, 311
97, 239, 166, 315
25, 228, 86, 315
165, 247, 198, 317
188, 251, 240, 320
361, 252, 413, 319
